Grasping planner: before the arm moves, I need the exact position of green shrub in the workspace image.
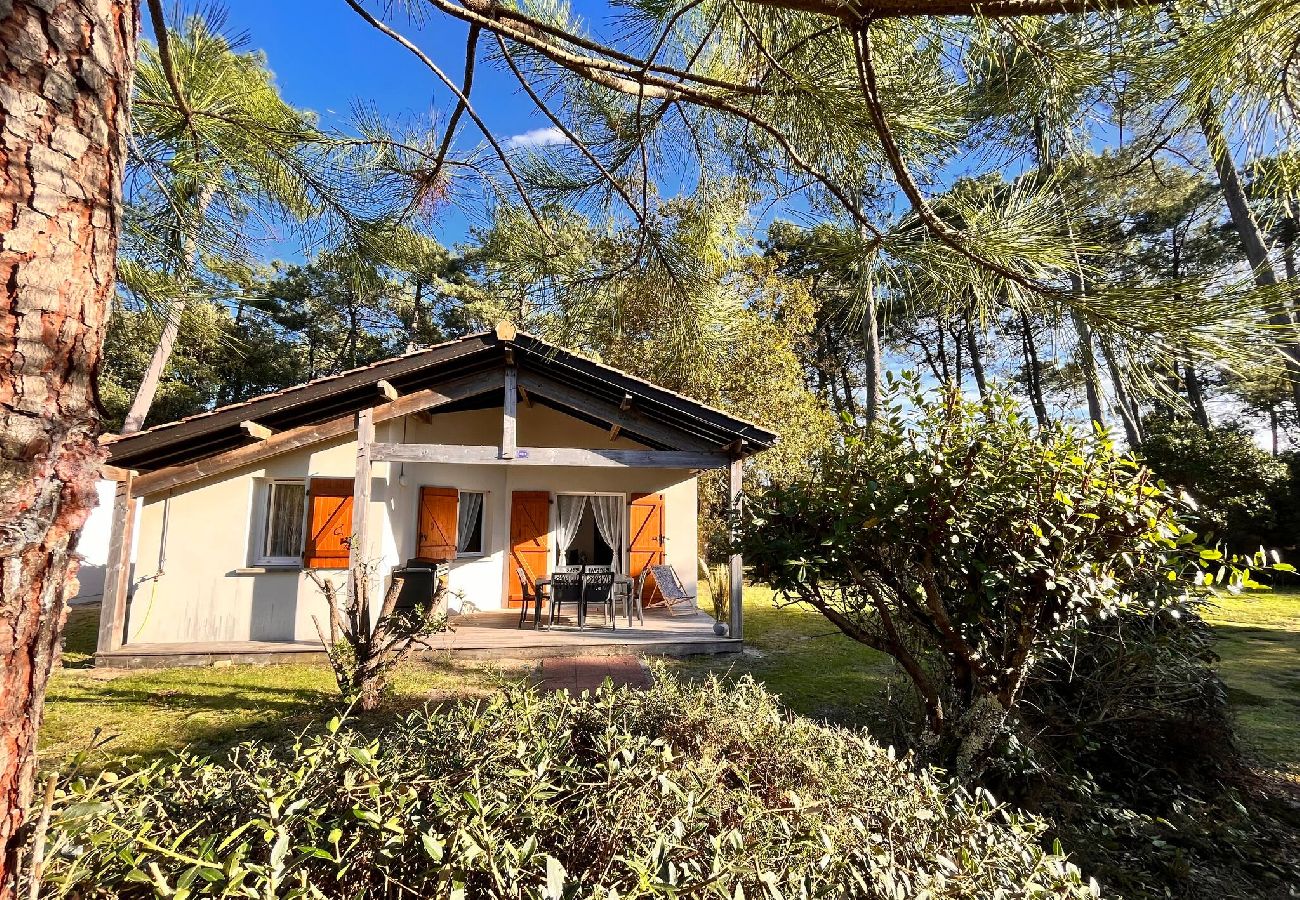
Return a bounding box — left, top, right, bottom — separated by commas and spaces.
733, 379, 1270, 770
1137, 418, 1290, 554
33, 676, 1099, 899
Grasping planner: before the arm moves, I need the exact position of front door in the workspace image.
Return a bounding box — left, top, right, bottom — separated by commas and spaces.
629, 492, 664, 604
509, 491, 550, 607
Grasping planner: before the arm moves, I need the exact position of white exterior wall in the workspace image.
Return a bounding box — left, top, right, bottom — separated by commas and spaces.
121, 403, 699, 645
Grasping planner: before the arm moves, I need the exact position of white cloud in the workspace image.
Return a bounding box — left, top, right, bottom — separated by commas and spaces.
504, 126, 571, 149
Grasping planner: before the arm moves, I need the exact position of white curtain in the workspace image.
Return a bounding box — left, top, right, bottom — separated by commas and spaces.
555, 495, 587, 564
456, 492, 483, 552
590, 495, 623, 573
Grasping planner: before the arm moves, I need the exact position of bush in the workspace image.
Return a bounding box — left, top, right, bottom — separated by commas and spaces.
733, 380, 1259, 770
1137, 418, 1291, 554
33, 676, 1099, 899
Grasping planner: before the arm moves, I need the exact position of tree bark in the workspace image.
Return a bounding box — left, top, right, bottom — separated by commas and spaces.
0, 1, 138, 893
1183, 358, 1210, 428
121, 184, 214, 435
1069, 304, 1105, 426
121, 301, 181, 432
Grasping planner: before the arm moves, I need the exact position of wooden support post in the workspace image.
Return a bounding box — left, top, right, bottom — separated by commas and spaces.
608, 424, 622, 441
728, 457, 744, 642
349, 408, 375, 606
502, 366, 518, 459
96, 472, 136, 654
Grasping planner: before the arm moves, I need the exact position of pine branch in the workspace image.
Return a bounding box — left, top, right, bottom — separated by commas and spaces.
495, 34, 647, 227
145, 0, 192, 122
343, 0, 547, 229
431, 24, 481, 180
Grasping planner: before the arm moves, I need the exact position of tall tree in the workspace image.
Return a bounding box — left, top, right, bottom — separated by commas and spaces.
0, 1, 138, 893
120, 3, 318, 432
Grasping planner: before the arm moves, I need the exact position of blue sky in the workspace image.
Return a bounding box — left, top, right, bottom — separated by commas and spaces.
156, 1, 629, 251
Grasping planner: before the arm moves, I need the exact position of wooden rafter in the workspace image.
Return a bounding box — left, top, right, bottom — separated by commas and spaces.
241, 420, 273, 441
517, 370, 715, 452
132, 370, 504, 495
371, 442, 730, 469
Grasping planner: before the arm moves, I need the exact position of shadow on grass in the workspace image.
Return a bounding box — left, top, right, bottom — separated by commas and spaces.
60, 603, 100, 668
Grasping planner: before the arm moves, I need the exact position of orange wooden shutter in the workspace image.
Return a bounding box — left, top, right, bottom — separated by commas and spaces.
304, 478, 354, 569
418, 486, 459, 562
629, 492, 665, 605
509, 491, 550, 607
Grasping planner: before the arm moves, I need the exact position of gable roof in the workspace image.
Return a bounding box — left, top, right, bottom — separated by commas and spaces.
105, 330, 779, 472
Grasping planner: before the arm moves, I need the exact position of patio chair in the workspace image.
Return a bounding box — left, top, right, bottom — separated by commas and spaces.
645, 564, 697, 617
579, 570, 617, 630
546, 570, 584, 629
515, 566, 545, 630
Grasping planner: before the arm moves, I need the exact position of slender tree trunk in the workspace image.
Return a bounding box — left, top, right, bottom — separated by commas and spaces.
0, 2, 138, 893
1197, 99, 1300, 409
120, 185, 213, 434
1101, 339, 1143, 446
1019, 311, 1050, 428
861, 277, 882, 425
1183, 358, 1210, 427
935, 325, 951, 384
854, 198, 883, 425
1068, 289, 1105, 425
1269, 406, 1279, 457
121, 302, 182, 432
965, 317, 988, 400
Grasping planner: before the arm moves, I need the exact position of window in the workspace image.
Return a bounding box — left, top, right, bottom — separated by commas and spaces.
257, 480, 306, 566
457, 491, 485, 557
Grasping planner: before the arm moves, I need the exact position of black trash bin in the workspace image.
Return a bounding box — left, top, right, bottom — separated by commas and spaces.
391, 560, 443, 614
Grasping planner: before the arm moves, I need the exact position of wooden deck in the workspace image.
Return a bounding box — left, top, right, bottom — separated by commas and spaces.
94, 608, 738, 668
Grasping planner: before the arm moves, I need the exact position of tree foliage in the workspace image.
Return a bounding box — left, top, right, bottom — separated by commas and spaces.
734, 377, 1282, 767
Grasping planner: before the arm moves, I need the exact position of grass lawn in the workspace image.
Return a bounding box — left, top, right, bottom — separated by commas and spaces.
42, 586, 1300, 775
40, 605, 531, 772
677, 585, 1300, 774
1203, 587, 1300, 772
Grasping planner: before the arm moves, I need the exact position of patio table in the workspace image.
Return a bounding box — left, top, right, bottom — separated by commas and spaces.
538, 573, 638, 629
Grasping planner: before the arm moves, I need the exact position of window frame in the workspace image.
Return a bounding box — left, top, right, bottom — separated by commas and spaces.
455, 489, 488, 559
253, 478, 308, 567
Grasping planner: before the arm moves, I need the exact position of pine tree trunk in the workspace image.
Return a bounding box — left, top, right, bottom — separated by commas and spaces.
861, 278, 882, 425
965, 317, 988, 400
121, 303, 181, 432
1068, 284, 1105, 426
1183, 359, 1210, 427
1197, 99, 1300, 409
1019, 311, 1050, 428
1101, 339, 1143, 446
0, 1, 138, 893
120, 185, 213, 435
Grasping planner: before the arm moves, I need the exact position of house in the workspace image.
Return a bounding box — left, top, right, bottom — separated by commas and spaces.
93, 325, 777, 666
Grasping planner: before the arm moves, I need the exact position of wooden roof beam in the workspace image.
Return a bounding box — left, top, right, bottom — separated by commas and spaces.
376, 379, 400, 401
516, 370, 716, 452
132, 369, 503, 495
241, 420, 274, 441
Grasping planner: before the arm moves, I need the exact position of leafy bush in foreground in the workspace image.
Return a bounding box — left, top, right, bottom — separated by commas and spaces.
34, 676, 1098, 899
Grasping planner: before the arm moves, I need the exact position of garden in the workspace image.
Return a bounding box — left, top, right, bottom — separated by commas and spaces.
31, 388, 1300, 899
